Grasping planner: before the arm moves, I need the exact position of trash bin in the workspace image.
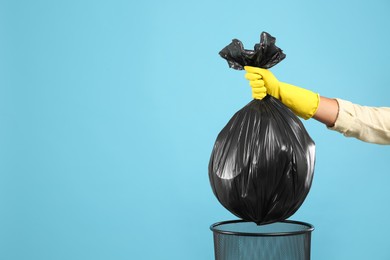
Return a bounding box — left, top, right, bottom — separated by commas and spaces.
210, 220, 314, 260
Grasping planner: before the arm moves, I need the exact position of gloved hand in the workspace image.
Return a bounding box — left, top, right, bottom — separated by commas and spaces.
244, 66, 320, 119
245, 73, 267, 100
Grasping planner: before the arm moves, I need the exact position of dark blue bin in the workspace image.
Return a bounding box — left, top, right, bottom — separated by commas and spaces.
210, 220, 314, 260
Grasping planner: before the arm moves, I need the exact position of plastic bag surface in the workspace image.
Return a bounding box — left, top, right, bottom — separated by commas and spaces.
209, 32, 315, 225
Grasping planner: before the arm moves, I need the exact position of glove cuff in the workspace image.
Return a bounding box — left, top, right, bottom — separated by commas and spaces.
279, 82, 320, 120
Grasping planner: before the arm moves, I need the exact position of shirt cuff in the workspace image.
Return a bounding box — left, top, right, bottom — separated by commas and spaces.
327, 98, 360, 134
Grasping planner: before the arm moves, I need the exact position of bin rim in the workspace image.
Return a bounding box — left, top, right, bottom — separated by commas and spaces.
210, 219, 314, 237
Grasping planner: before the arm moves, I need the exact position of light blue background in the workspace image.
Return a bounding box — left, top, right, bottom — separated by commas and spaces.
1, 0, 390, 259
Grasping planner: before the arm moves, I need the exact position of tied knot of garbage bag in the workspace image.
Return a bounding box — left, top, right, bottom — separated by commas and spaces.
209, 32, 315, 225
219, 32, 286, 70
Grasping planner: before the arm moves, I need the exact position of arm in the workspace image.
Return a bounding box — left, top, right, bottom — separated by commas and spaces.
244, 66, 390, 144
313, 96, 339, 127
327, 99, 390, 144
245, 66, 339, 126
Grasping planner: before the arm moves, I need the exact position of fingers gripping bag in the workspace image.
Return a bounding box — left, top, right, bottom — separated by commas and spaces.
209, 32, 315, 225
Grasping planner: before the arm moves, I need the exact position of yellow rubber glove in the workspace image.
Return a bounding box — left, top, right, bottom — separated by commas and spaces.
244, 66, 320, 120
246, 73, 267, 100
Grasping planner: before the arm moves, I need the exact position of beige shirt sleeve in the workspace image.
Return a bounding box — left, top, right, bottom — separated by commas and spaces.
328, 99, 390, 145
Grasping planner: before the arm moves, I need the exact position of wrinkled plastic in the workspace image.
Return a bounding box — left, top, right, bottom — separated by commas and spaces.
219, 32, 286, 70
209, 32, 315, 225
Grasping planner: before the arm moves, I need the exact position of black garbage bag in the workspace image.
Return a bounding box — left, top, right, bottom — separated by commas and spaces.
209, 32, 315, 225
